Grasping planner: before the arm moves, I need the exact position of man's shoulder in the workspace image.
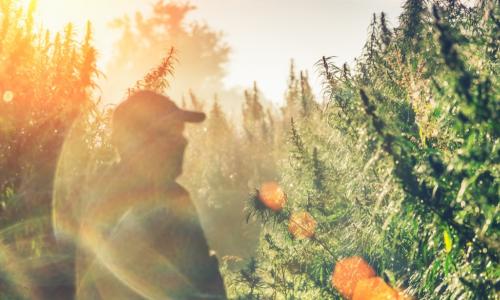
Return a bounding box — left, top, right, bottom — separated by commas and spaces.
168, 182, 190, 198
161, 183, 197, 213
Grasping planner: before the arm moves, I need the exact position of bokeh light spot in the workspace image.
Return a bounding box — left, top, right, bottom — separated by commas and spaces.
3, 90, 14, 103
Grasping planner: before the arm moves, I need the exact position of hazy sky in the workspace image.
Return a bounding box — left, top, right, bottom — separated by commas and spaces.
32, 0, 404, 103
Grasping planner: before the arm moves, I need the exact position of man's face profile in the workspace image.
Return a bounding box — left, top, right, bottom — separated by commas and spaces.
153, 119, 188, 179
111, 91, 204, 182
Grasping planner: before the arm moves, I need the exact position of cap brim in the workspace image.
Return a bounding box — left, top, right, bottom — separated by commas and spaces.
179, 110, 206, 123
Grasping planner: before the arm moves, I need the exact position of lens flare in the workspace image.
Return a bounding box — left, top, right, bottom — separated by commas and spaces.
53, 119, 210, 299
0, 239, 39, 300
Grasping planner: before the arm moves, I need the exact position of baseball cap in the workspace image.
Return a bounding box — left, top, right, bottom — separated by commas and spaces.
113, 90, 206, 133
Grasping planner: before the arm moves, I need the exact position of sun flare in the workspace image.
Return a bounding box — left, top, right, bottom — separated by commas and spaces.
18, 0, 73, 33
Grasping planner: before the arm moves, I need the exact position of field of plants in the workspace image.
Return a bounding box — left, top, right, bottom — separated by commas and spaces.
0, 0, 498, 299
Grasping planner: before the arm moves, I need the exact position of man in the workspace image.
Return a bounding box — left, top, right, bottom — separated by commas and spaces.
76, 90, 227, 299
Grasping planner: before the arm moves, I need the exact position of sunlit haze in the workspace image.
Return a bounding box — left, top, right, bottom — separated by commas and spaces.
1, 1, 496, 298
29, 0, 404, 103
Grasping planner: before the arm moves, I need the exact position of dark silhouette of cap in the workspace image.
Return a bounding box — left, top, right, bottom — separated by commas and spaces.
113, 90, 205, 135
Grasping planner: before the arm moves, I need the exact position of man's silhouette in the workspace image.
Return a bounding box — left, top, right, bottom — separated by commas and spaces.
75, 91, 227, 299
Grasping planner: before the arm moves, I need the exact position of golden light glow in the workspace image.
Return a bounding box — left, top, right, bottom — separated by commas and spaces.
18, 0, 143, 89
21, 0, 87, 32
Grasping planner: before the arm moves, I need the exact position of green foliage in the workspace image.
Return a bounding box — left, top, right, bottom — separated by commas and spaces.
229, 1, 499, 299
0, 0, 99, 234
0, 1, 100, 298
